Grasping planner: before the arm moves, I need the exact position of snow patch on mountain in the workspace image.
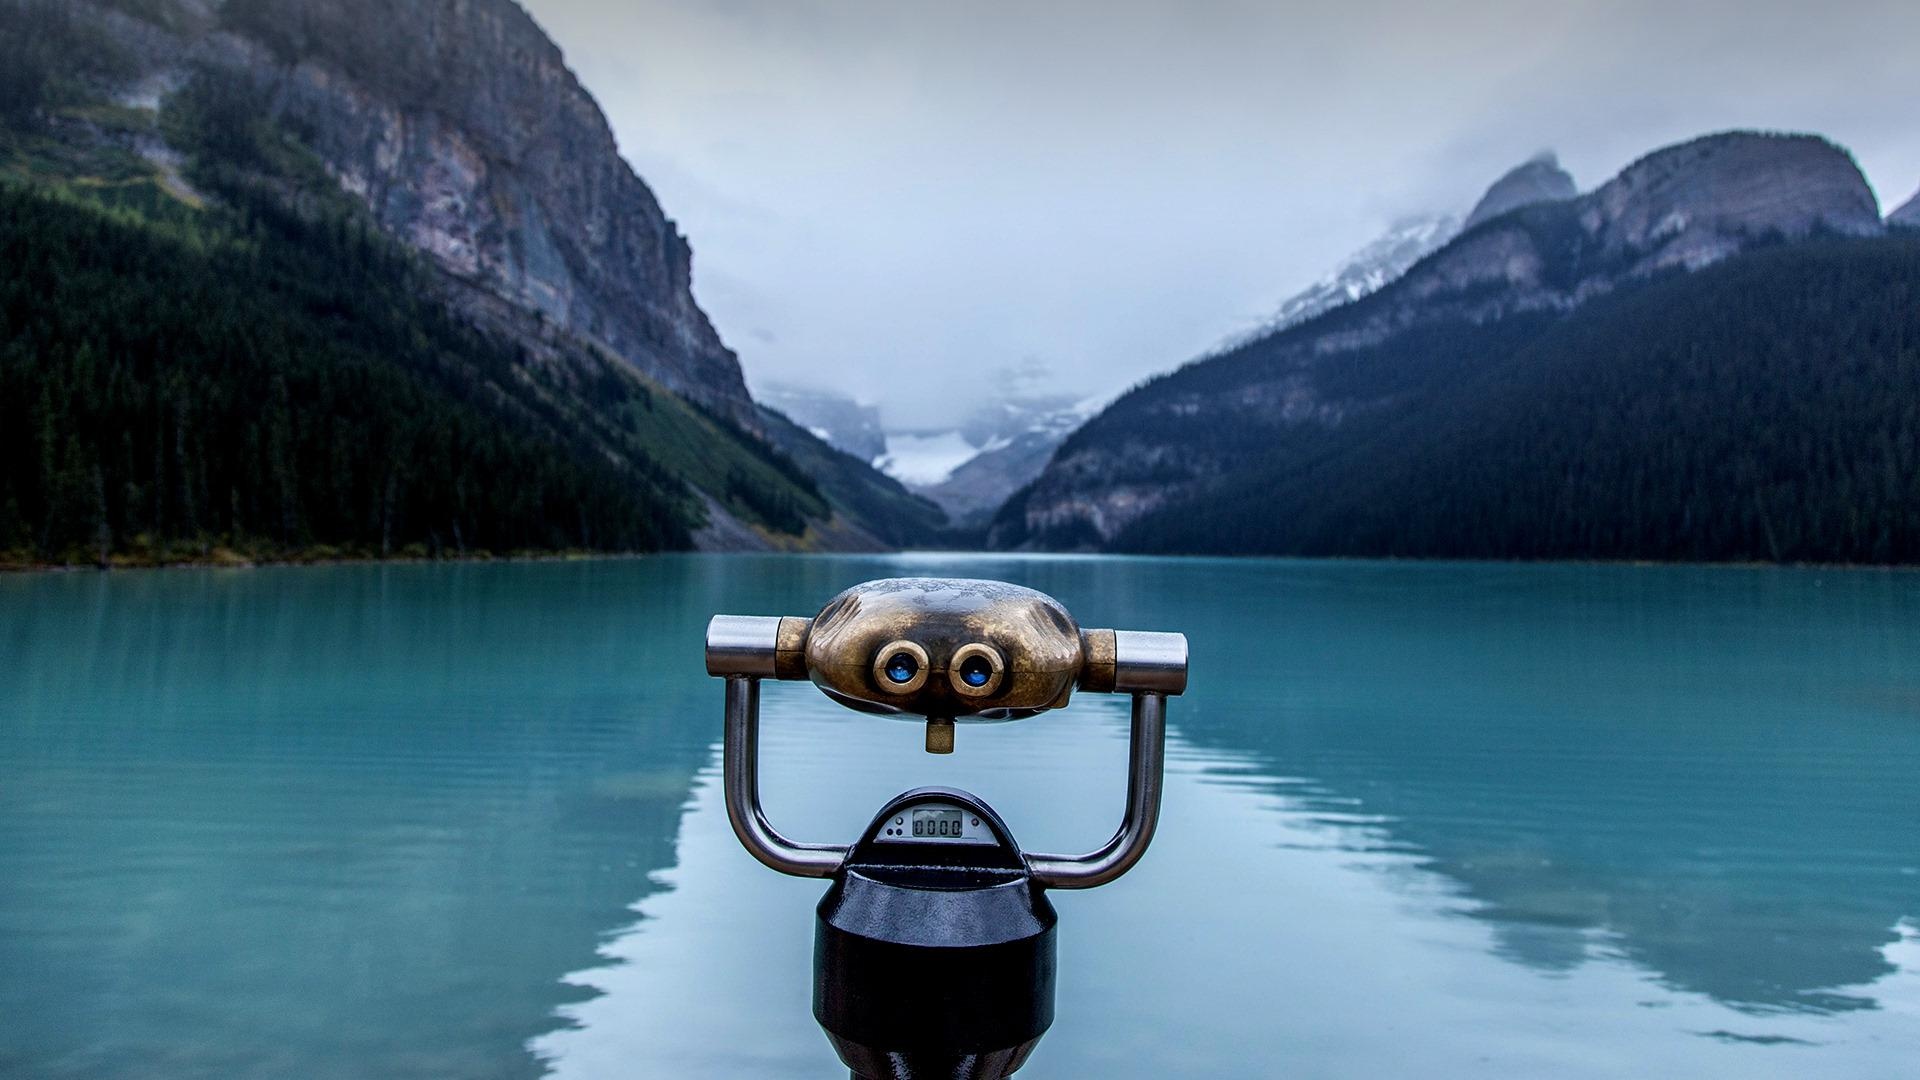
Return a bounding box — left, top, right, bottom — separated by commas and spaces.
1261, 213, 1460, 335
873, 432, 984, 486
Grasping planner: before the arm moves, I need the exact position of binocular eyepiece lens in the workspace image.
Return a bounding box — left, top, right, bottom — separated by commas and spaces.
947, 642, 1004, 698
959, 655, 993, 687
872, 641, 931, 694
885, 652, 919, 685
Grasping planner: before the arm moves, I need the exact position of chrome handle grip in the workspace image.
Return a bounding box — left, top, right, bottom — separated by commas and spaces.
706, 615, 812, 680
1113, 631, 1189, 694
706, 615, 782, 678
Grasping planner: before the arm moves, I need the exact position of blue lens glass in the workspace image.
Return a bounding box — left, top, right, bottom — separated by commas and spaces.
885, 653, 918, 684
960, 656, 992, 687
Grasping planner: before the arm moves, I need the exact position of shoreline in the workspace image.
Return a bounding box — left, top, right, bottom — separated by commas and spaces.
0, 548, 659, 576
5, 548, 1920, 576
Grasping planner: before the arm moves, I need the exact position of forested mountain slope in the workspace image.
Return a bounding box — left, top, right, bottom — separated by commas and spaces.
0, 181, 778, 564
1109, 234, 1920, 562
0, 0, 940, 565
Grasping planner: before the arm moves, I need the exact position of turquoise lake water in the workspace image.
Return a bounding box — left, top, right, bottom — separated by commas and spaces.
3, 554, 1918, 1077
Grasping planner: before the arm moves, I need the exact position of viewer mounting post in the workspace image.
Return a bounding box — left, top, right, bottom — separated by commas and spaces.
705, 578, 1188, 1079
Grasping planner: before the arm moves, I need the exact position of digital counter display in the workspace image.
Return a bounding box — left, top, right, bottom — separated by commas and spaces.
912, 808, 962, 838
876, 802, 991, 844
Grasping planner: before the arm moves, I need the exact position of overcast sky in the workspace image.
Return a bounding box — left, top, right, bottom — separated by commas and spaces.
521, 0, 1920, 428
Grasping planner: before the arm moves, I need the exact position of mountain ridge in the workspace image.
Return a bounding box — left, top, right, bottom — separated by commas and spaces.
1242, 150, 1580, 350
1891, 185, 1920, 227
997, 130, 1893, 558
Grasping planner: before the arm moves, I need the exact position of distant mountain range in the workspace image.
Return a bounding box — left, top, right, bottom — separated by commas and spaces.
907, 393, 1102, 525
996, 131, 1920, 564
0, 0, 939, 565
778, 149, 1589, 527
762, 378, 1099, 526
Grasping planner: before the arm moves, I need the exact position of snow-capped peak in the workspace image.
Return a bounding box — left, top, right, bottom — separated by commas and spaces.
1265, 212, 1461, 333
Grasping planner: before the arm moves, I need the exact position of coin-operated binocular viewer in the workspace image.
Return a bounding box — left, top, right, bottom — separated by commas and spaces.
706, 578, 1188, 1080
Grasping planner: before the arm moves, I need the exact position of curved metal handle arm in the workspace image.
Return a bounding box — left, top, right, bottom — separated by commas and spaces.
723, 677, 848, 878
1024, 692, 1167, 890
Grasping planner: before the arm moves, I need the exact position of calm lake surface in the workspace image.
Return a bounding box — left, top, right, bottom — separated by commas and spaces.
3, 555, 1918, 1078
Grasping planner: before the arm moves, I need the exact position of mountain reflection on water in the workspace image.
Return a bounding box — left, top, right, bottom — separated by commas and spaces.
1129, 558, 1920, 1016
0, 563, 722, 1079
3, 556, 1917, 1078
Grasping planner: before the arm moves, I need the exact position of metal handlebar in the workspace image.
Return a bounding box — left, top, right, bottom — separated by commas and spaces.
721, 675, 848, 878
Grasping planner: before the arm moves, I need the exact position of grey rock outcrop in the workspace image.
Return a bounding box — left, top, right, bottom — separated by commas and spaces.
1462, 152, 1576, 230
1577, 133, 1881, 267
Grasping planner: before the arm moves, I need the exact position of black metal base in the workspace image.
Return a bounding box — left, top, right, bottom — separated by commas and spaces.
844, 1041, 1043, 1080
815, 789, 1057, 1080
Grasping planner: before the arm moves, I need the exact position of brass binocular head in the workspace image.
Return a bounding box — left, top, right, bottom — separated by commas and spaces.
707, 577, 1186, 752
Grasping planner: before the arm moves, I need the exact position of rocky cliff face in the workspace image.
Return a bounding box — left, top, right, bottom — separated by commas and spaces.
1462, 152, 1576, 230
92, 0, 755, 422
1004, 131, 1886, 547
